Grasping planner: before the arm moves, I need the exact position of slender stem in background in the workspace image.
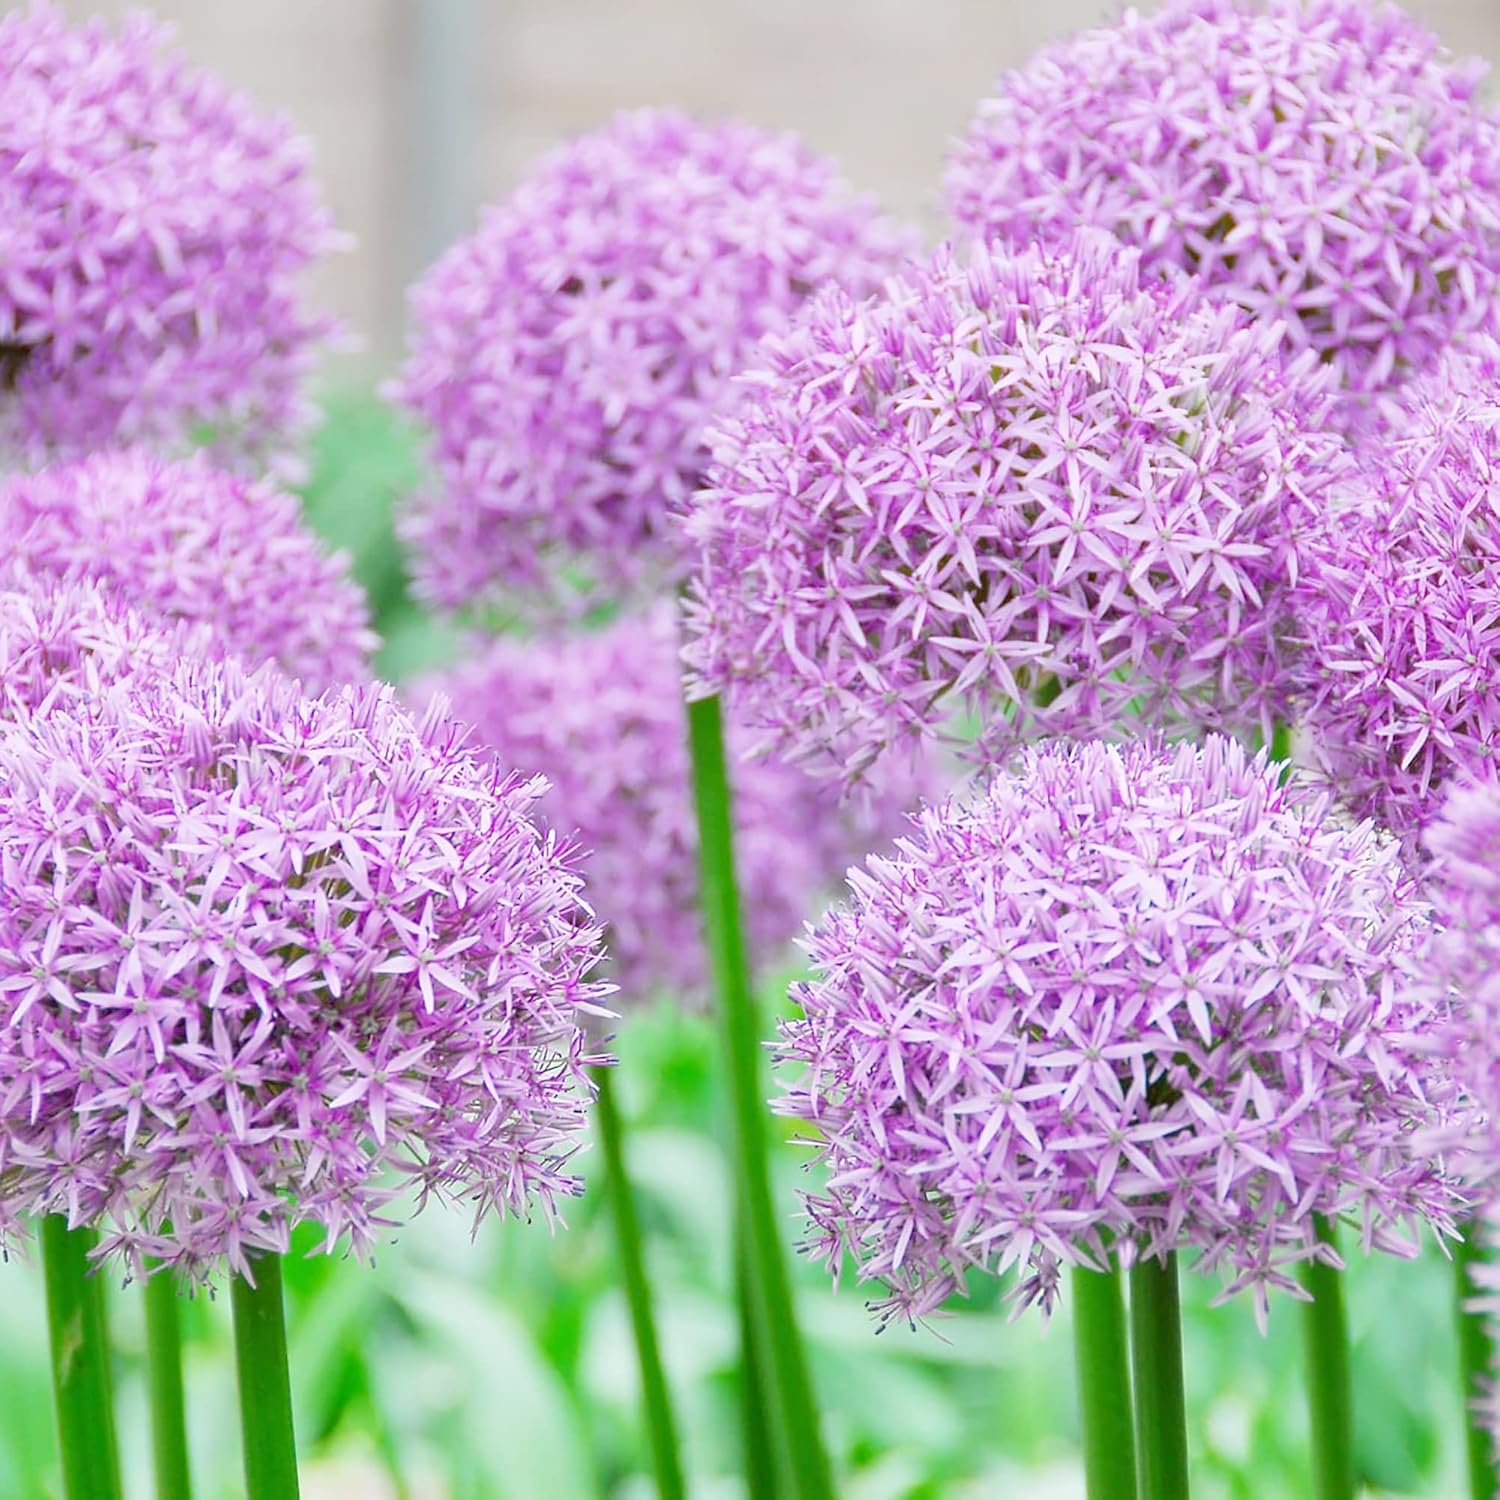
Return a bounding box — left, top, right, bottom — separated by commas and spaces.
1454, 1217, 1499, 1500
594, 1065, 687, 1500
1129, 1252, 1190, 1500
1269, 720, 1294, 767
231, 1254, 300, 1500
1072, 1262, 1138, 1500
685, 693, 833, 1500
737, 1229, 786, 1500
40, 1215, 123, 1500
1298, 1217, 1355, 1500
144, 1267, 194, 1500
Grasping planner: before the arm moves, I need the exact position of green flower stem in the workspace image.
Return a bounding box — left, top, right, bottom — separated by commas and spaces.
737, 1228, 787, 1499
1269, 720, 1294, 767
594, 1065, 687, 1500
40, 1215, 123, 1500
144, 1268, 194, 1500
1298, 1217, 1355, 1500
1455, 1217, 1499, 1500
1129, 1253, 1190, 1500
1072, 1262, 1137, 1500
686, 693, 833, 1500
231, 1254, 300, 1500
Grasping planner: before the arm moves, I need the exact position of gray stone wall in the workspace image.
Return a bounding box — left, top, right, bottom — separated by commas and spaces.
57, 0, 1500, 368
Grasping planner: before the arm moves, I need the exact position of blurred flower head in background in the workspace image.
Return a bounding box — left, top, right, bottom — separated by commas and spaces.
778, 736, 1457, 1328
0, 4, 341, 469
0, 659, 611, 1275
1295, 336, 1500, 842
393, 107, 914, 615
0, 448, 377, 692
417, 605, 936, 1007
945, 0, 1500, 410
684, 232, 1346, 784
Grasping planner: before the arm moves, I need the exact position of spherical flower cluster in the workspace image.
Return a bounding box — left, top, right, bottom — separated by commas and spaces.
1414, 782, 1500, 1454
0, 449, 376, 691
1410, 781, 1500, 1182
0, 574, 210, 722
0, 658, 610, 1274
393, 108, 914, 613
684, 232, 1346, 783
944, 0, 1500, 404
1295, 339, 1500, 842
0, 4, 339, 466
777, 736, 1457, 1327
418, 607, 934, 1006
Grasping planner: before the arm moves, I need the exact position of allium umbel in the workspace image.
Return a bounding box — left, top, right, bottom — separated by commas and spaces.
684, 233, 1346, 782
1296, 339, 1500, 841
418, 608, 934, 1005
393, 108, 913, 612
0, 449, 376, 691
945, 0, 1500, 402
777, 737, 1457, 1328
1414, 781, 1500, 1186
0, 4, 340, 464
0, 661, 610, 1274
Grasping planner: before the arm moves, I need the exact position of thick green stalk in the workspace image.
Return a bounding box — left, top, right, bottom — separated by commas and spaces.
686, 693, 832, 1500
737, 1229, 786, 1499
1071, 1263, 1137, 1500
144, 1269, 193, 1500
1455, 1218, 1499, 1500
1298, 1218, 1354, 1500
1129, 1253, 1190, 1500
231, 1254, 300, 1500
594, 1066, 687, 1500
40, 1215, 123, 1500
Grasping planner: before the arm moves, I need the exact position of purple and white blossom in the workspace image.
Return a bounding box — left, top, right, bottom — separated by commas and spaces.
0, 4, 339, 467
0, 659, 610, 1275
684, 232, 1347, 783
945, 0, 1500, 408
1296, 338, 1500, 842
778, 736, 1457, 1327
418, 607, 936, 1006
393, 108, 913, 613
0, 449, 376, 692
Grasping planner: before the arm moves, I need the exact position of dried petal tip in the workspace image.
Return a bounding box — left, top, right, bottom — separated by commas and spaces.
392, 108, 914, 614
684, 231, 1346, 783
417, 606, 936, 1007
778, 735, 1458, 1326
0, 661, 610, 1277
0, 4, 340, 466
0, 448, 376, 692
946, 0, 1500, 406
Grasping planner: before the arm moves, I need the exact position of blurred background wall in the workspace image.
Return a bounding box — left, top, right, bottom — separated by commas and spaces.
58, 0, 1500, 370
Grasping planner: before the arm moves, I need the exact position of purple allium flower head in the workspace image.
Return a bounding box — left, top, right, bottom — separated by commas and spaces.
777, 736, 1457, 1328
0, 4, 340, 468
417, 606, 935, 1006
0, 574, 211, 722
1408, 781, 1500, 1178
0, 449, 376, 691
944, 0, 1500, 406
1296, 337, 1500, 842
684, 232, 1347, 783
392, 108, 914, 613
0, 657, 610, 1275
